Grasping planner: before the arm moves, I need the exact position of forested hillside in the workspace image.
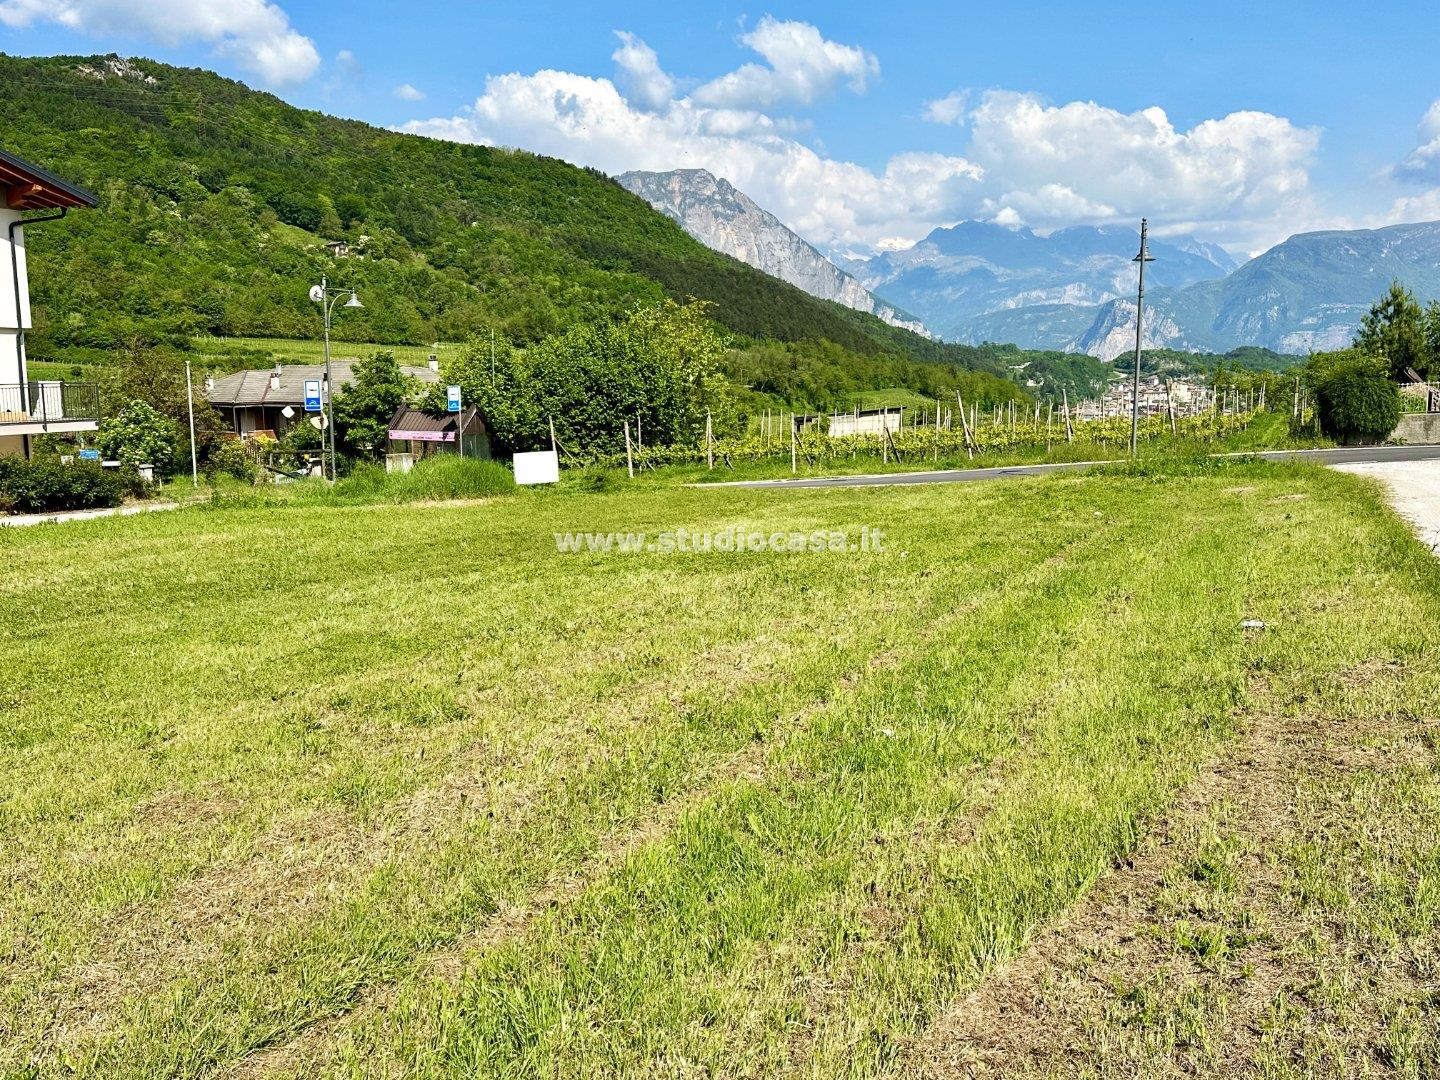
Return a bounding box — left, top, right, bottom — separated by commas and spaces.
0, 52, 976, 369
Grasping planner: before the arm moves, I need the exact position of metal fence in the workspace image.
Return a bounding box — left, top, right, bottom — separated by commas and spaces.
1401, 382, 1439, 413
0, 381, 102, 424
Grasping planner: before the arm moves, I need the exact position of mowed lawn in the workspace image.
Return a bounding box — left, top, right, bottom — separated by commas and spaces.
1, 463, 1437, 1077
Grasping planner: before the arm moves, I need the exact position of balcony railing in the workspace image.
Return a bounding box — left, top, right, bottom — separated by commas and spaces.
0, 381, 102, 426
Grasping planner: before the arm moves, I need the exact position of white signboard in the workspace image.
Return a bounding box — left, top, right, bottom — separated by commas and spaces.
513, 450, 560, 486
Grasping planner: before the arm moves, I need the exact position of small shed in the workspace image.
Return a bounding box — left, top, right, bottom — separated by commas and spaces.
827, 407, 906, 437
386, 405, 490, 472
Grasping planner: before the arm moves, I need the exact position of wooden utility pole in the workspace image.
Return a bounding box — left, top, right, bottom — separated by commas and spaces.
1166, 380, 1177, 437
790, 413, 797, 473
705, 409, 713, 470
1061, 389, 1075, 442
624, 419, 634, 478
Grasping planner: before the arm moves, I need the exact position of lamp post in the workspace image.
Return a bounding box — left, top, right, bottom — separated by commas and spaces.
1130, 219, 1156, 456
310, 277, 363, 480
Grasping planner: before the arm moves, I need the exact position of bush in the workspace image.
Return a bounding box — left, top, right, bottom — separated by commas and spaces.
100, 399, 180, 473
0, 458, 124, 514
1309, 351, 1401, 444
207, 438, 261, 483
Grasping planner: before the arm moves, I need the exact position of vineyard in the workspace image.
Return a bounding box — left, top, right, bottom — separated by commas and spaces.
595, 409, 1259, 470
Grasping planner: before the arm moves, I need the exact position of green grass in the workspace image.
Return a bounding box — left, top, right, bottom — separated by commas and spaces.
0, 459, 1436, 1076
190, 336, 466, 372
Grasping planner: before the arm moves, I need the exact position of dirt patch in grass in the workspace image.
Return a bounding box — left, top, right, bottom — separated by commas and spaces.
899, 665, 1440, 1078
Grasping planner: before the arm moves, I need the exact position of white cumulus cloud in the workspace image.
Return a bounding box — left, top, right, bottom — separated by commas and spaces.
400, 28, 1322, 255
0, 0, 321, 84
1393, 100, 1440, 183
394, 82, 425, 102
964, 91, 1322, 248
692, 17, 878, 110
403, 67, 979, 251
612, 31, 674, 112
923, 90, 969, 126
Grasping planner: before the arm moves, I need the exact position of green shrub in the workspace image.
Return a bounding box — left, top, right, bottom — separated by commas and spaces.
100, 400, 181, 473
0, 458, 124, 514
207, 438, 260, 483
1309, 352, 1401, 444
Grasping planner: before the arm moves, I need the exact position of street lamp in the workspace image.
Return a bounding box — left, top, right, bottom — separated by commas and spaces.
310, 277, 363, 480
1130, 219, 1156, 456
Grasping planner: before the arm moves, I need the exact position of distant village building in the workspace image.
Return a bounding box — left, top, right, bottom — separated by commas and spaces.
1075, 375, 1215, 422
324, 239, 351, 259
205, 361, 442, 439
1, 148, 100, 458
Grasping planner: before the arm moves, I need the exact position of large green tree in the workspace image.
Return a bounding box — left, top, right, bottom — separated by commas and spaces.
441, 302, 733, 455
1353, 281, 1433, 380
334, 351, 415, 459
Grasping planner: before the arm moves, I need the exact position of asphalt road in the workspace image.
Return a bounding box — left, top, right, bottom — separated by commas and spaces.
707, 443, 1440, 490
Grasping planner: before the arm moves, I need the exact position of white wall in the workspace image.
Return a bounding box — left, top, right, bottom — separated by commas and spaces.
0, 207, 30, 387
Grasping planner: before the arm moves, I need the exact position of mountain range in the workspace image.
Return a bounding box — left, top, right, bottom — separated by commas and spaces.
857, 220, 1440, 358
851, 220, 1238, 343
617, 169, 1440, 361
616, 169, 931, 337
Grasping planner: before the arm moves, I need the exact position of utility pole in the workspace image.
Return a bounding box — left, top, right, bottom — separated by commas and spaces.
1130, 218, 1155, 456
185, 359, 198, 486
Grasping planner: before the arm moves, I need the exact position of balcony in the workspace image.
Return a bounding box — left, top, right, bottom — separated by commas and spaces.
0, 381, 102, 436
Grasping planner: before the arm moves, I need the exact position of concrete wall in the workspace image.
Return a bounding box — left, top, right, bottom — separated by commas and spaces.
1393, 413, 1440, 445
0, 207, 30, 388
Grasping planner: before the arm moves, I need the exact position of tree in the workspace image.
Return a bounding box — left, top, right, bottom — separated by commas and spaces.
316, 194, 343, 239
99, 399, 181, 472
1305, 350, 1401, 444
1353, 281, 1431, 380
103, 341, 226, 463
334, 351, 414, 459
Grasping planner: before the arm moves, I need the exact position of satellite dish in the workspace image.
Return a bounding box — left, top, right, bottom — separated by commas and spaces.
309, 415, 328, 430
308, 285, 325, 303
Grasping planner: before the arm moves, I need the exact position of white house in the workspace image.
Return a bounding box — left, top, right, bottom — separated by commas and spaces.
1, 148, 100, 459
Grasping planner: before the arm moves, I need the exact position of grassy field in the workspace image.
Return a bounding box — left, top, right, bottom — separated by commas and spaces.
190, 336, 466, 372
1, 459, 1436, 1077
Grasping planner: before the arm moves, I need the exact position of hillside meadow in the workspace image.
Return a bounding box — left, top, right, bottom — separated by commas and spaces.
0, 461, 1437, 1076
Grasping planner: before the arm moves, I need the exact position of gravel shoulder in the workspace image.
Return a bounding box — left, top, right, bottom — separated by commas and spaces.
1332, 460, 1440, 552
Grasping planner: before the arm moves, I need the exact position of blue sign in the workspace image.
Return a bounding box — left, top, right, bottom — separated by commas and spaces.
304, 378, 322, 413
78, 448, 100, 461
446, 384, 462, 413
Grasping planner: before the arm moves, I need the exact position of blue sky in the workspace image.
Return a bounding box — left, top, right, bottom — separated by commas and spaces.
4, 0, 1440, 255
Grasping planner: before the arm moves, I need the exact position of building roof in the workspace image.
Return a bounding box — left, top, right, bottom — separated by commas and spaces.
1, 148, 99, 210
205, 361, 441, 408
388, 405, 486, 440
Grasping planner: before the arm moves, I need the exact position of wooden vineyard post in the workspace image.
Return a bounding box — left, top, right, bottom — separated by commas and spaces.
1062, 389, 1075, 442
